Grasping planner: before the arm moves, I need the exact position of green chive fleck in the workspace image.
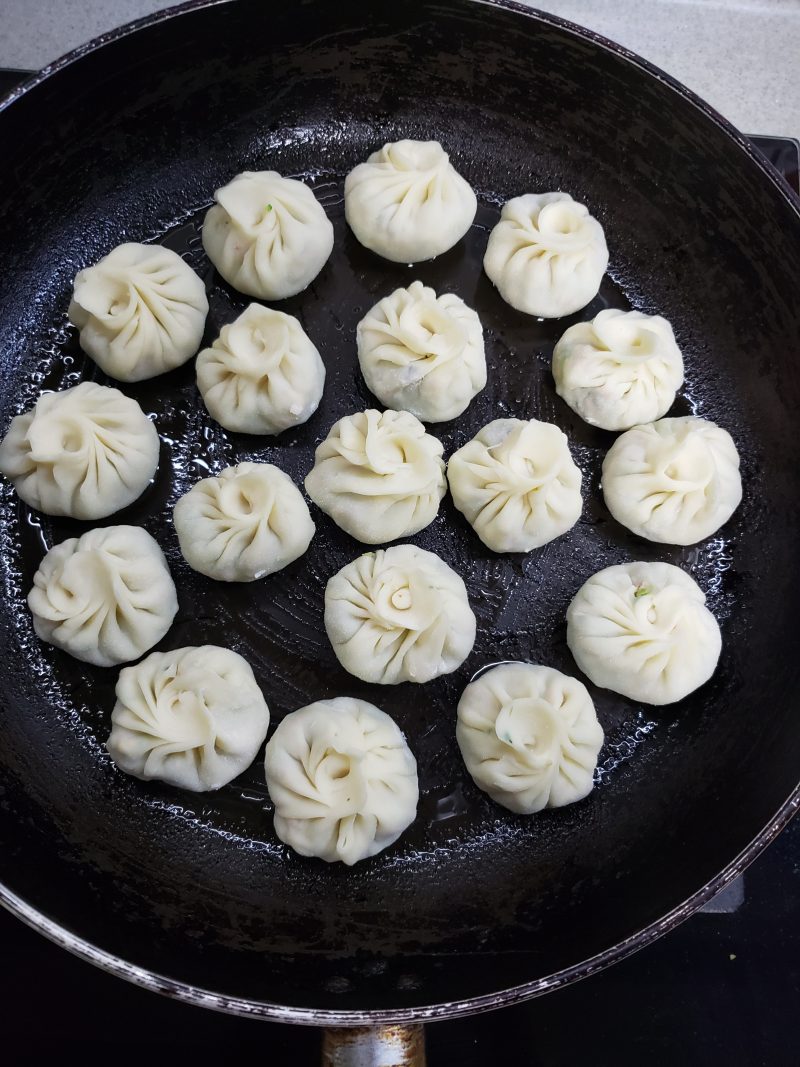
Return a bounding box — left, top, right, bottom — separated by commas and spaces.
634, 586, 650, 599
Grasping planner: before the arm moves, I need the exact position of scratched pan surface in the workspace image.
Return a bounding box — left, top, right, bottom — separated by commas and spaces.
0, 0, 799, 1023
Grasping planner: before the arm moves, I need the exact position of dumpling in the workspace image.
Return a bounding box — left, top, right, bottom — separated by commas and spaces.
447, 418, 583, 552
68, 243, 208, 382
357, 280, 486, 423
196, 303, 325, 435
325, 545, 476, 685
28, 525, 177, 667
552, 309, 684, 431
107, 645, 270, 791
0, 382, 159, 519
304, 409, 446, 543
202, 171, 334, 300
264, 697, 418, 864
174, 462, 315, 582
344, 140, 477, 263
602, 416, 742, 545
483, 192, 608, 318
567, 562, 722, 705
457, 662, 603, 814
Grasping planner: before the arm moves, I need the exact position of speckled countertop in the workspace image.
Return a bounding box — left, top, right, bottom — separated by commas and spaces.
0, 0, 798, 135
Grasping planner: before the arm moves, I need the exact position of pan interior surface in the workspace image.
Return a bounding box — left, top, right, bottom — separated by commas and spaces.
0, 0, 799, 1018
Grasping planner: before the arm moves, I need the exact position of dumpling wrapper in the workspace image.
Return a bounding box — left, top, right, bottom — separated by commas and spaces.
29, 525, 177, 667
174, 462, 315, 582
447, 417, 583, 553
553, 308, 684, 431
484, 192, 608, 318
202, 170, 333, 300
196, 303, 325, 435
264, 696, 418, 865
345, 140, 476, 263
107, 645, 270, 791
567, 561, 722, 705
602, 416, 742, 545
357, 280, 486, 423
457, 662, 603, 814
0, 382, 159, 520
69, 242, 208, 382
304, 409, 446, 544
325, 544, 476, 684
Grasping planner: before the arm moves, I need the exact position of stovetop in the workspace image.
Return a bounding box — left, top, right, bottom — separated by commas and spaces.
0, 67, 798, 1064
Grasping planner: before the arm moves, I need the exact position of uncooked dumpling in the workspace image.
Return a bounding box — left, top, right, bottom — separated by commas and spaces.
483, 192, 608, 318
457, 662, 603, 814
28, 525, 177, 667
174, 462, 315, 581
357, 280, 486, 423
602, 416, 742, 545
68, 242, 208, 382
567, 562, 722, 705
202, 170, 334, 300
447, 418, 583, 552
304, 409, 446, 543
0, 382, 159, 519
345, 140, 476, 263
204, 169, 337, 300
264, 697, 418, 864
107, 645, 270, 791
552, 309, 684, 431
196, 303, 325, 435
325, 545, 476, 684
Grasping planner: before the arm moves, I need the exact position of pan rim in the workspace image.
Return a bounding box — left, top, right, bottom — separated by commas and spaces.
1, 0, 798, 213
2, 790, 798, 1025
1, 0, 799, 1026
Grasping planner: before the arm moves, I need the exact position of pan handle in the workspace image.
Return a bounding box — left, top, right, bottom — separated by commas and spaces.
322, 1024, 426, 1066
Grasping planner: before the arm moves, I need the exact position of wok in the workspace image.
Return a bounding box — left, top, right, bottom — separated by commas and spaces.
1, 0, 799, 1060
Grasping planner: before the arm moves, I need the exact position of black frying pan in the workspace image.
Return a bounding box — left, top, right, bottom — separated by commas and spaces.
1, 0, 799, 1040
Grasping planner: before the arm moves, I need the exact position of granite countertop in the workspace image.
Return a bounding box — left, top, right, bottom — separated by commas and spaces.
1, 0, 798, 136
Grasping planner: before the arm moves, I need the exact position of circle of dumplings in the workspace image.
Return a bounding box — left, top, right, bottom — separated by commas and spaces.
552, 308, 684, 431
202, 170, 334, 300
304, 408, 447, 544
264, 696, 419, 865
174, 462, 315, 582
196, 303, 326, 436
28, 525, 178, 668
447, 417, 583, 553
0, 381, 159, 520
456, 662, 604, 814
68, 242, 209, 382
106, 645, 271, 792
357, 280, 487, 423
344, 139, 477, 263
325, 544, 477, 685
0, 145, 737, 852
566, 562, 722, 705
601, 415, 742, 545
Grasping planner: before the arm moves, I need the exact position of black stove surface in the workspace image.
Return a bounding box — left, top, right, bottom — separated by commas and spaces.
1, 67, 798, 1065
